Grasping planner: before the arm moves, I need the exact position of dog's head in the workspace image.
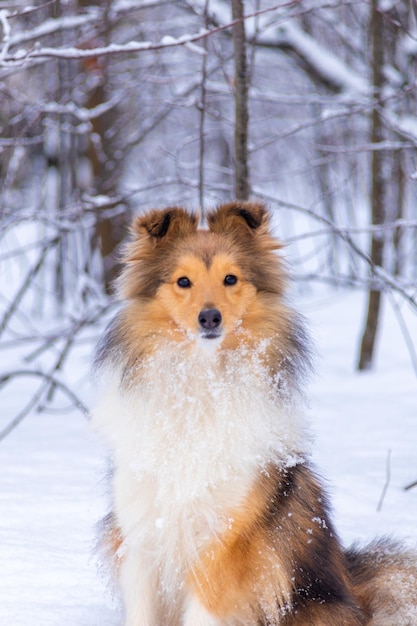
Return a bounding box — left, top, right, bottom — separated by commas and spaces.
118, 202, 286, 344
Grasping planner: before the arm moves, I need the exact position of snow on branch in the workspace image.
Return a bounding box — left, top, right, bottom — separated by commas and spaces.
5, 2, 167, 49
192, 0, 369, 96
384, 110, 417, 146
3, 28, 211, 64
0, 1, 297, 66
41, 94, 123, 123
0, 9, 11, 63
7, 11, 100, 48
254, 20, 369, 96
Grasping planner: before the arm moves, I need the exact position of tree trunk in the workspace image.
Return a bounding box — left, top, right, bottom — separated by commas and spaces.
80, 0, 131, 294
357, 0, 386, 371
231, 0, 250, 200
393, 150, 405, 277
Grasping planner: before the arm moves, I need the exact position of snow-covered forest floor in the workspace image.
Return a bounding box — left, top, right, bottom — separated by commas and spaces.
0, 288, 416, 626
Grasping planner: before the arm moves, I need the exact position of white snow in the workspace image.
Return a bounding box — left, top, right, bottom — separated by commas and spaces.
0, 289, 416, 624
305, 290, 417, 546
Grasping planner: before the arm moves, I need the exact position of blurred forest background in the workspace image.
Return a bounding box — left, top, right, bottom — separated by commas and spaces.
0, 0, 416, 438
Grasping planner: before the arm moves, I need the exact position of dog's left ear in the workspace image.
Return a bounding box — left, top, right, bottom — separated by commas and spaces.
207, 201, 280, 248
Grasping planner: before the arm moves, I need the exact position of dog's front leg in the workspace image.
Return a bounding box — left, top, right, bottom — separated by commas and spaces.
183, 594, 221, 626
119, 552, 158, 626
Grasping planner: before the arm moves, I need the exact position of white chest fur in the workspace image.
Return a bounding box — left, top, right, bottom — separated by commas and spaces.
92, 341, 308, 603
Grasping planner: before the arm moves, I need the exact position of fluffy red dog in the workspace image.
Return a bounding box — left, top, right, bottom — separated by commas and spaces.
92, 202, 416, 625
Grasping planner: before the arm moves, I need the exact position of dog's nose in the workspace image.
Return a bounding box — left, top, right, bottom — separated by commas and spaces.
198, 308, 222, 330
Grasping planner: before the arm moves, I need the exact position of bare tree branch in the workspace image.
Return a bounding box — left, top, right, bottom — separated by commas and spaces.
0, 369, 89, 442
0, 2, 298, 65
0, 238, 59, 338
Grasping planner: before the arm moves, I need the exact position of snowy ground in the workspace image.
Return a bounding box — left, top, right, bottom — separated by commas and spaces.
0, 289, 416, 625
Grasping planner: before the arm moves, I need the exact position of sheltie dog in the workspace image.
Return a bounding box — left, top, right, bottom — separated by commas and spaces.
92, 202, 416, 625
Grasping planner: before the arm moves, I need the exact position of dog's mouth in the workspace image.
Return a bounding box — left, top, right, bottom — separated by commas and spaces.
196, 329, 224, 350
199, 330, 223, 340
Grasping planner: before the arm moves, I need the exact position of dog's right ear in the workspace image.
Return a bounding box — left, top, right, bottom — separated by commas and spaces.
126, 207, 198, 260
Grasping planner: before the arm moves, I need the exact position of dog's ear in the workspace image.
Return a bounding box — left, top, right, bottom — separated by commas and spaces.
135, 207, 198, 240
126, 207, 198, 260
207, 201, 280, 248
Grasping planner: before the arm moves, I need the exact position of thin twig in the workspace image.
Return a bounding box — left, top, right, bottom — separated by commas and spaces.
258, 191, 417, 311
44, 308, 106, 403
198, 0, 210, 220
377, 449, 391, 512
0, 237, 58, 338
386, 291, 417, 378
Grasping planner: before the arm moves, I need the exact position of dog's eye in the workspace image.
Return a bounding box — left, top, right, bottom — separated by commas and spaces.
177, 276, 192, 288
224, 274, 238, 286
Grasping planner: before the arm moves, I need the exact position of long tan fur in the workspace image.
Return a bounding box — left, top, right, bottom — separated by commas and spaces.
92, 202, 417, 626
